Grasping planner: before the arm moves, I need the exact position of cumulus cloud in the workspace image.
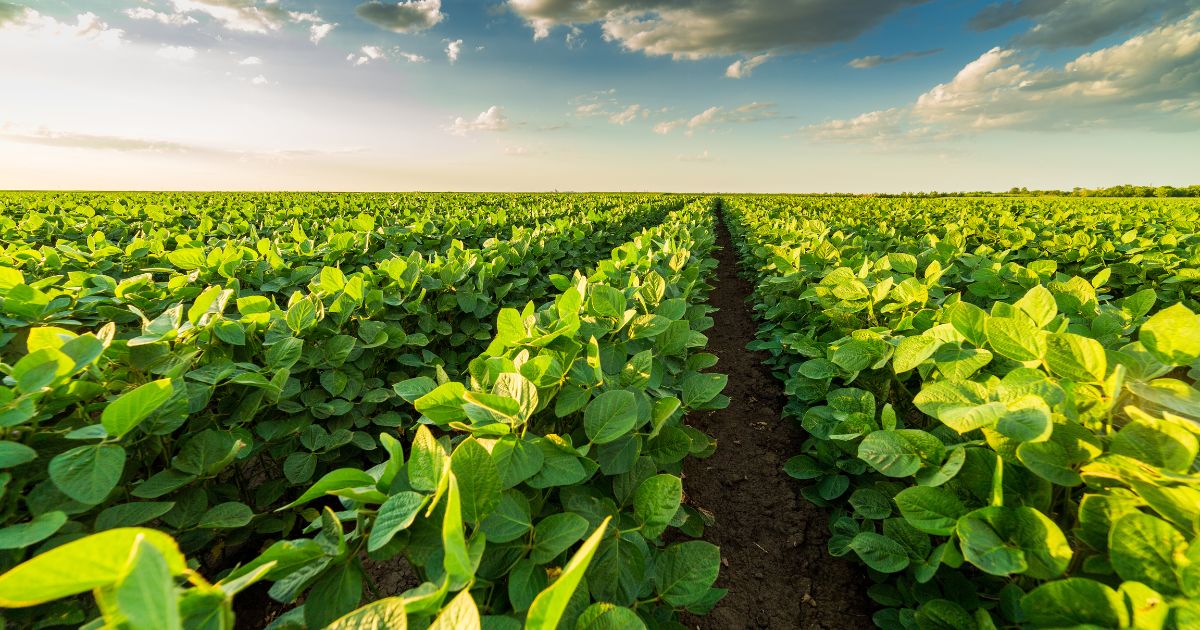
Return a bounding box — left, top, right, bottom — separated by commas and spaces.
446, 106, 510, 135
123, 7, 199, 26
508, 0, 926, 60
970, 0, 1200, 48
250, 74, 269, 85
167, 0, 287, 33
239, 55, 262, 65
347, 45, 427, 65
157, 45, 198, 61
289, 11, 336, 43
849, 48, 942, 68
609, 104, 645, 125
0, 7, 127, 47
356, 0, 444, 33
807, 12, 1200, 143
655, 102, 780, 135
445, 38, 463, 63
725, 53, 771, 78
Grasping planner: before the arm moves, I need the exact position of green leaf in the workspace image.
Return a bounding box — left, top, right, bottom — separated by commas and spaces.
584, 390, 638, 445
893, 336, 940, 373
680, 373, 727, 408
442, 472, 472, 587
491, 436, 544, 489
415, 382, 467, 424
913, 381, 993, 432
101, 379, 174, 439
653, 541, 721, 607
525, 516, 611, 630
408, 425, 445, 493
167, 248, 207, 270
280, 468, 377, 510
894, 487, 966, 536
1140, 303, 1200, 365
326, 596, 408, 630
115, 535, 181, 630
995, 395, 1052, 443
450, 438, 501, 523
1021, 579, 1128, 628
198, 502, 253, 529
1109, 512, 1187, 595
857, 430, 944, 478
367, 492, 425, 552
956, 506, 1071, 579
0, 528, 185, 607
849, 532, 909, 573
49, 444, 126, 504
507, 560, 547, 612
0, 511, 67, 550
96, 502, 176, 531
1045, 333, 1107, 383
1015, 285, 1057, 328
986, 317, 1046, 361
0, 441, 37, 468
949, 302, 988, 347
634, 474, 682, 538
589, 285, 626, 319
1016, 441, 1081, 486
576, 603, 647, 630
531, 513, 589, 564
1111, 418, 1198, 472
480, 490, 531, 544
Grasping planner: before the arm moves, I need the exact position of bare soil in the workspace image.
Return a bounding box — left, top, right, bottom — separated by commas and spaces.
679, 206, 872, 629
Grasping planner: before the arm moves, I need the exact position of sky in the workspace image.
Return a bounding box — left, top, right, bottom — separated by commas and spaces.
0, 0, 1197, 192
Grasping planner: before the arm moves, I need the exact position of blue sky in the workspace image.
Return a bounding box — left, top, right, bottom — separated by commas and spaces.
1, 1, 1198, 192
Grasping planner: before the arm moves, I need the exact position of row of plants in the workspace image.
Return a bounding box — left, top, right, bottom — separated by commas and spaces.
723, 195, 1200, 629
0, 195, 727, 628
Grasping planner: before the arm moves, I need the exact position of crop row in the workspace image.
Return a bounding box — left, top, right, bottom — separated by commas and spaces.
0, 195, 726, 628
724, 195, 1200, 629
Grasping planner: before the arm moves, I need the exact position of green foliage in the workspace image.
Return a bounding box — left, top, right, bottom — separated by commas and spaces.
725, 194, 1200, 628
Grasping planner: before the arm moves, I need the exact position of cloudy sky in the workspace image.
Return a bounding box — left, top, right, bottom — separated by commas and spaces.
1, 0, 1198, 192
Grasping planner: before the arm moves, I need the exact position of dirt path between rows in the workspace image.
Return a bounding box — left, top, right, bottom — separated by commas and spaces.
680, 204, 872, 629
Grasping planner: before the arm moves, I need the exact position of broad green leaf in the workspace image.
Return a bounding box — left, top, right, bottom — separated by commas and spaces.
0, 511, 67, 550
0, 441, 37, 468
634, 474, 682, 538
1015, 285, 1057, 328
1109, 512, 1187, 595
367, 492, 425, 552
849, 532, 909, 573
480, 490, 531, 544
653, 540, 721, 607
280, 468, 377, 510
575, 603, 646, 630
893, 336, 940, 373
894, 487, 966, 536
415, 383, 468, 424
956, 506, 1071, 579
115, 536, 181, 630
525, 516, 611, 630
531, 513, 589, 564
101, 379, 174, 439
198, 502, 253, 528
1045, 333, 1107, 383
1021, 579, 1128, 628
442, 472, 472, 586
450, 438, 501, 523
584, 390, 638, 445
327, 597, 408, 630
49, 444, 126, 504
986, 317, 1045, 361
1140, 303, 1200, 365
0, 528, 185, 607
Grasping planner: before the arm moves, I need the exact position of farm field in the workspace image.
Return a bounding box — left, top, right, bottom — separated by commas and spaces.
0, 192, 1198, 630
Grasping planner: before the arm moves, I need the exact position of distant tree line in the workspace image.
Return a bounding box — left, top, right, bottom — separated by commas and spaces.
884, 185, 1200, 198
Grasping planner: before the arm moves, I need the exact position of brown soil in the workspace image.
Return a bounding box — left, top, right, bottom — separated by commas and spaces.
680, 205, 872, 629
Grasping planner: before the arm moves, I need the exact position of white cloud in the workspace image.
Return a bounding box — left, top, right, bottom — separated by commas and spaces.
250, 74, 268, 85
0, 8, 126, 47
609, 104, 644, 125
123, 7, 199, 26
446, 106, 510, 136
289, 11, 336, 44
508, 0, 926, 59
808, 12, 1200, 142
356, 0, 444, 34
167, 0, 287, 34
399, 51, 428, 63
349, 45, 387, 66
157, 45, 198, 62
656, 102, 780, 135
445, 38, 463, 64
849, 48, 941, 69
725, 53, 771, 78
239, 55, 262, 65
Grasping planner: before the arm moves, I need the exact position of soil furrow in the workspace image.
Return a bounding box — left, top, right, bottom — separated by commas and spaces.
681, 203, 871, 629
